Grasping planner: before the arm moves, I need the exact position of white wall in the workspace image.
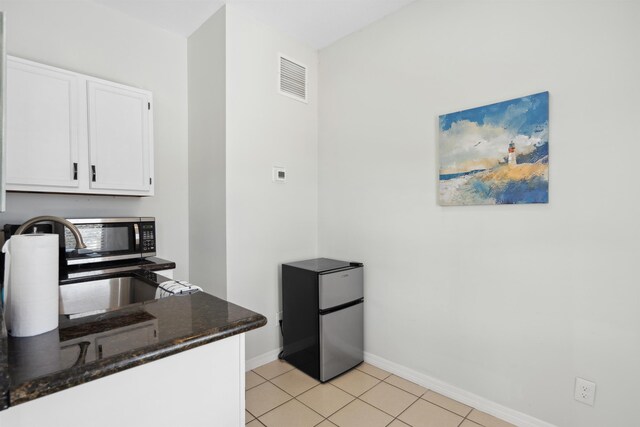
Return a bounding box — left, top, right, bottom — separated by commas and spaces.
188, 7, 227, 297
318, 1, 640, 426
226, 5, 318, 360
0, 0, 189, 278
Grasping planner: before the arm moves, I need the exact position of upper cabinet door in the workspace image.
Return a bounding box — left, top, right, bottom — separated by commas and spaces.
87, 80, 152, 193
6, 58, 80, 189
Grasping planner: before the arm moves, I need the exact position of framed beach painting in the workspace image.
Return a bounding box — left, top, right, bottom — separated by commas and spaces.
438, 92, 549, 206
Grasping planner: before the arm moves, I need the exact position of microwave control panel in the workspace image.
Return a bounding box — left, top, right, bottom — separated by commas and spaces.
141, 222, 156, 253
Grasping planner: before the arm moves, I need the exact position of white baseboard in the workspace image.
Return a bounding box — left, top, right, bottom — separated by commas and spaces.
245, 348, 280, 371
364, 352, 556, 427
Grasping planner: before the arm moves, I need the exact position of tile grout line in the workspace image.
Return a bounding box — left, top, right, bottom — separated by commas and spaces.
356, 394, 419, 421
252, 364, 296, 382
355, 365, 393, 381
294, 387, 355, 422
267, 375, 314, 400
245, 408, 258, 420
285, 394, 329, 422
276, 376, 362, 423
366, 366, 426, 427
358, 384, 420, 419
420, 393, 476, 420
382, 376, 428, 398
251, 369, 271, 381
247, 417, 267, 427
389, 393, 420, 427
462, 412, 492, 427
462, 408, 493, 427
352, 397, 399, 423
329, 369, 382, 398
252, 396, 294, 422
332, 381, 379, 399
379, 375, 480, 423
246, 378, 296, 421
252, 377, 326, 424
245, 378, 267, 392
387, 392, 473, 427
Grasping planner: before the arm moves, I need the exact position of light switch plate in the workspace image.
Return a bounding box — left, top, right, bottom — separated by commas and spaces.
272, 166, 286, 182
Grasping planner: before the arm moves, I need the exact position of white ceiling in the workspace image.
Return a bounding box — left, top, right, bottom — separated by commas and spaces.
92, 0, 414, 49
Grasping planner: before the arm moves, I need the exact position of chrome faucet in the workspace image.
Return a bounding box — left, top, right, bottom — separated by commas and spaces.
15, 216, 87, 249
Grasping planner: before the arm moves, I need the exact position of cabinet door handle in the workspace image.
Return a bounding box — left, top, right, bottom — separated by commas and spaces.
73, 163, 78, 180
91, 165, 96, 182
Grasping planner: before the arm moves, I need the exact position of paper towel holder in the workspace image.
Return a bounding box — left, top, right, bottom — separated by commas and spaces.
15, 216, 87, 249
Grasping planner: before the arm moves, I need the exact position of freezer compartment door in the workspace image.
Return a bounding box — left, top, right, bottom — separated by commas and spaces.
319, 267, 363, 310
319, 301, 364, 382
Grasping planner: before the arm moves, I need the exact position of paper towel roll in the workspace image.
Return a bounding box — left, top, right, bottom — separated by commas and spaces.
2, 234, 59, 337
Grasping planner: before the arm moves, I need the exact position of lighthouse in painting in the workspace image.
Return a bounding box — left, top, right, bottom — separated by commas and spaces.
508, 141, 516, 165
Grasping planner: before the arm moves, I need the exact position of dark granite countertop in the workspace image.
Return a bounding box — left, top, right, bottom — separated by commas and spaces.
0, 259, 266, 409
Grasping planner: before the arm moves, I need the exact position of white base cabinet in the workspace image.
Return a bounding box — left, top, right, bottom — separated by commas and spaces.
6, 56, 154, 196
0, 334, 246, 427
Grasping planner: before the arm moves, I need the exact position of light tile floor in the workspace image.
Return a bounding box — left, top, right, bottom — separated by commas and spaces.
245, 360, 516, 427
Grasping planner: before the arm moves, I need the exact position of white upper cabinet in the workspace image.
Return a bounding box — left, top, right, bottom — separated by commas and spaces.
6, 59, 80, 189
5, 56, 154, 196
87, 81, 152, 193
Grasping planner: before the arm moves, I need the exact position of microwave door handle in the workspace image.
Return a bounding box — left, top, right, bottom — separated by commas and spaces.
133, 223, 140, 251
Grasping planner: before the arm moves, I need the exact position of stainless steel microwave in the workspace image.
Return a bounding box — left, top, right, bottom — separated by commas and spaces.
64, 217, 156, 265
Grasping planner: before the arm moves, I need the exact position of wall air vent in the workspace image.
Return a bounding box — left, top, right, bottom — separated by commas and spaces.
279, 54, 307, 103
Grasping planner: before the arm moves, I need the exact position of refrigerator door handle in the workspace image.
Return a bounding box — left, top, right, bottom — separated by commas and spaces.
318, 298, 364, 315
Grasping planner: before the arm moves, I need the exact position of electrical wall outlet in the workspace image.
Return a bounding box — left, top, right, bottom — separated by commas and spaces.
575, 377, 596, 406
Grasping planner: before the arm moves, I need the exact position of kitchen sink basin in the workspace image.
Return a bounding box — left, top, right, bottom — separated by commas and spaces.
59, 276, 158, 318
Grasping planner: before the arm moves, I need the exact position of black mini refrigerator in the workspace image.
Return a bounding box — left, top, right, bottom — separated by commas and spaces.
282, 258, 364, 382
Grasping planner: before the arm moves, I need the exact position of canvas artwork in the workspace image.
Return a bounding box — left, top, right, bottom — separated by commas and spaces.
438, 92, 549, 205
